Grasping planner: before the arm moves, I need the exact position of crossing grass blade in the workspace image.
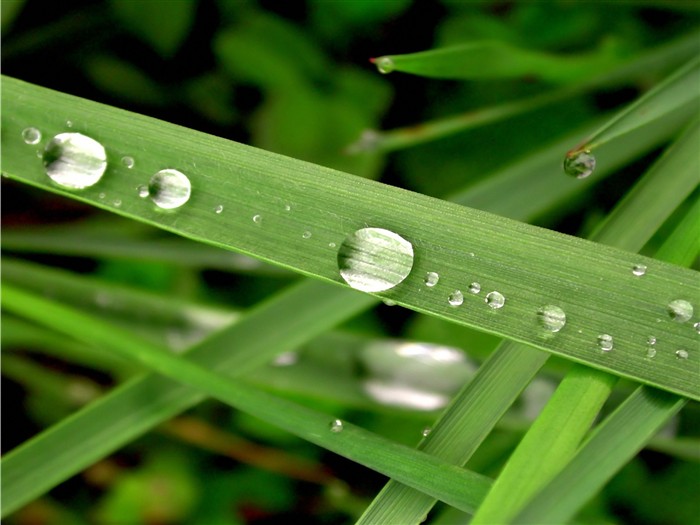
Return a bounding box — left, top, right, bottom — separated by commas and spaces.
3, 76, 698, 399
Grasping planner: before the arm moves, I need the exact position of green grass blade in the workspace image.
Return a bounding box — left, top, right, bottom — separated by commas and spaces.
1, 283, 492, 515
0, 279, 374, 517
371, 40, 623, 83
3, 76, 698, 398
655, 196, 700, 267
514, 387, 685, 524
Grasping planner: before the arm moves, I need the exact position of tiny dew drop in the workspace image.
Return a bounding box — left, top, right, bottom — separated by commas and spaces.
597, 334, 614, 352
65, 120, 73, 128
422, 427, 432, 437
253, 214, 263, 224
328, 242, 336, 248
538, 305, 566, 333
329, 419, 344, 433
563, 149, 596, 179
694, 322, 700, 334
113, 199, 122, 208
137, 185, 149, 198
98, 192, 106, 200
22, 127, 41, 145
676, 349, 689, 360
632, 264, 647, 277
424, 272, 439, 287
668, 299, 693, 323
284, 204, 292, 212
148, 169, 192, 210
121, 156, 135, 169
448, 290, 464, 307
468, 282, 481, 294
646, 347, 657, 359
373, 56, 395, 74
43, 132, 107, 189
337, 227, 414, 293
215, 205, 224, 214
302, 231, 312, 239
647, 336, 657, 346
383, 299, 397, 306
485, 291, 505, 309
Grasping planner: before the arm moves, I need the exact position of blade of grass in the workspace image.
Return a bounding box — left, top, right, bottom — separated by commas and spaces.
3, 76, 698, 398
1, 283, 493, 515
357, 119, 699, 525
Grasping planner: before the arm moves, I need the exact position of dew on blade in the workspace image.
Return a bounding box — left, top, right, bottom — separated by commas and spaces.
424, 272, 439, 287
148, 169, 192, 210
337, 227, 414, 293
302, 231, 312, 239
422, 427, 432, 437
563, 149, 596, 179
137, 185, 149, 198
448, 290, 464, 307
597, 334, 614, 352
485, 291, 505, 309
538, 305, 566, 332
632, 264, 647, 277
253, 214, 262, 224
676, 349, 689, 360
121, 156, 135, 169
215, 205, 224, 214
43, 132, 107, 189
468, 282, 481, 294
694, 322, 700, 334
329, 419, 344, 433
668, 299, 693, 323
22, 127, 41, 145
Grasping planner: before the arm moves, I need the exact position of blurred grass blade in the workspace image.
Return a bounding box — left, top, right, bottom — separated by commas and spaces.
514, 387, 685, 524
0, 280, 375, 517
1, 283, 492, 515
655, 196, 700, 267
357, 120, 699, 525
371, 40, 624, 84
566, 56, 700, 159
3, 76, 698, 398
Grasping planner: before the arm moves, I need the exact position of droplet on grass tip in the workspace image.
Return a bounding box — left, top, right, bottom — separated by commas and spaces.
597, 334, 614, 352
448, 290, 464, 307
43, 132, 107, 189
485, 291, 505, 309
668, 299, 693, 323
538, 305, 566, 332
22, 127, 41, 145
563, 149, 596, 179
632, 264, 647, 277
148, 169, 191, 210
337, 227, 414, 293
424, 272, 439, 287
329, 419, 344, 433
372, 56, 395, 74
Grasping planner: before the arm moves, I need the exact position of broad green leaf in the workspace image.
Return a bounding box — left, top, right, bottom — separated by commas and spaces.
3, 76, 698, 399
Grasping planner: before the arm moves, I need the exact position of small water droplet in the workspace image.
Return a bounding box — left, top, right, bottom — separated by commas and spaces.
597, 334, 614, 352
468, 282, 481, 294
273, 352, 298, 367
485, 291, 505, 309
646, 347, 657, 359
694, 322, 700, 334
137, 185, 149, 198
43, 132, 107, 189
328, 242, 336, 248
424, 272, 439, 287
65, 120, 73, 128
632, 264, 647, 277
22, 127, 41, 145
676, 349, 689, 360
113, 199, 122, 207
563, 149, 596, 179
148, 169, 192, 210
337, 227, 414, 293
448, 290, 464, 307
215, 204, 224, 214
121, 156, 134, 169
329, 419, 344, 433
668, 299, 693, 323
383, 299, 397, 306
284, 204, 292, 212
538, 305, 566, 332
374, 56, 395, 74
302, 231, 312, 239
98, 192, 106, 200
647, 336, 657, 346
253, 214, 262, 224
421, 427, 432, 437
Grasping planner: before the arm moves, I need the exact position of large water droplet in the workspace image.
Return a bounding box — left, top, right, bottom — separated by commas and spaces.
337, 227, 414, 293
424, 272, 439, 287
538, 305, 566, 332
485, 291, 505, 309
563, 150, 596, 179
373, 56, 395, 74
597, 334, 614, 352
668, 299, 693, 323
43, 132, 107, 189
448, 290, 464, 307
329, 419, 344, 433
148, 169, 192, 210
675, 349, 689, 360
22, 127, 41, 145
632, 264, 647, 277
468, 282, 481, 294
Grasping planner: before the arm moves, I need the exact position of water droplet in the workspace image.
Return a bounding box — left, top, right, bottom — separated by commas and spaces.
148, 169, 192, 210
448, 290, 464, 307
121, 156, 134, 169
424, 272, 439, 287
646, 347, 657, 359
43, 132, 107, 189
468, 282, 481, 294
383, 299, 397, 306
98, 192, 106, 200
211, 204, 223, 214
284, 204, 292, 212
137, 185, 149, 198
694, 322, 700, 334
597, 334, 614, 352
328, 242, 336, 248
22, 127, 41, 145
538, 305, 566, 332
273, 352, 297, 367
329, 419, 344, 433
668, 299, 693, 323
302, 231, 312, 239
374, 56, 395, 74
647, 336, 657, 346
65, 120, 73, 128
675, 349, 689, 360
485, 291, 505, 309
337, 227, 414, 293
422, 427, 432, 437
563, 149, 596, 179
632, 264, 647, 277
113, 199, 122, 208
253, 214, 262, 224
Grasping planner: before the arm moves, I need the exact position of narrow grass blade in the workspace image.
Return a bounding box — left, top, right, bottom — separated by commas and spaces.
3, 76, 698, 398
371, 40, 623, 83
655, 196, 700, 267
1, 284, 492, 515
